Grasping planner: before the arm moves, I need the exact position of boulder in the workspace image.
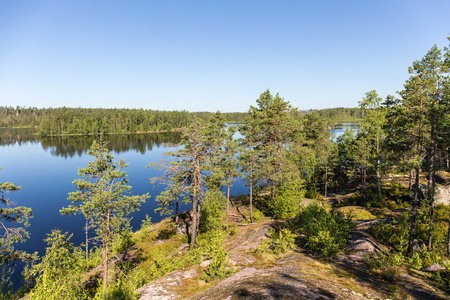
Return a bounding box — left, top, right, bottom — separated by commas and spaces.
175, 221, 191, 235
421, 263, 446, 272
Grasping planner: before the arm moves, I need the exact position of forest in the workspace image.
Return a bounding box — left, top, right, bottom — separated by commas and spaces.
1, 38, 450, 299
0, 106, 362, 136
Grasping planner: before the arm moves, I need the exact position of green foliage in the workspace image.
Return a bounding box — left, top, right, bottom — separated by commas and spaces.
200, 189, 226, 233
111, 220, 135, 255
249, 207, 265, 222
0, 167, 33, 265
408, 246, 443, 270
257, 227, 295, 254
273, 182, 302, 219
0, 167, 34, 298
272, 228, 296, 254
434, 204, 450, 221
295, 202, 354, 256
304, 185, 320, 199
29, 230, 88, 300
372, 213, 410, 253
60, 140, 149, 295
253, 194, 273, 217
84, 246, 103, 271
202, 248, 233, 282
141, 215, 153, 230
197, 230, 234, 282
365, 251, 404, 283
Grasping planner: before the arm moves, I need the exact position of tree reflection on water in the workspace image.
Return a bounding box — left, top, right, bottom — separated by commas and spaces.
0, 128, 182, 158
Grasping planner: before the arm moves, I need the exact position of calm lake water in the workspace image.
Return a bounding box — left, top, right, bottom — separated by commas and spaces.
329, 122, 359, 137
0, 128, 249, 259
1, 122, 357, 259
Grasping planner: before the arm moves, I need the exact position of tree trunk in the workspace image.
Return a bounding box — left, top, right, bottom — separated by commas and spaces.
271, 179, 276, 204
85, 220, 89, 263
324, 161, 328, 200
190, 140, 200, 249
227, 177, 231, 231
377, 133, 381, 196
409, 169, 413, 191
175, 192, 179, 224
409, 96, 424, 256
428, 112, 438, 250
408, 167, 420, 256
249, 177, 253, 223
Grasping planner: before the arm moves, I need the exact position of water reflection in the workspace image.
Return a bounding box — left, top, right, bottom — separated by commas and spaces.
0, 128, 183, 158
0, 128, 40, 146
41, 133, 183, 158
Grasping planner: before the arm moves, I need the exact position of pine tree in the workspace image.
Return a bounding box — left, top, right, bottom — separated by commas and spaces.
0, 167, 33, 265
61, 141, 149, 296
222, 126, 241, 230
149, 147, 188, 223
397, 46, 444, 256
177, 119, 207, 248
359, 90, 386, 197
238, 111, 261, 223
250, 89, 293, 204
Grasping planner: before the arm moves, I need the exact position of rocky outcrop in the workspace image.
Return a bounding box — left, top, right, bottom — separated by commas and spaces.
135, 269, 198, 300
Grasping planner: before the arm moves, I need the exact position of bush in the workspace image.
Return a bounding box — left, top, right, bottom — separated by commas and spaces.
381, 266, 401, 283
435, 204, 450, 221
196, 230, 234, 282
257, 227, 295, 254
409, 246, 443, 270
372, 212, 409, 253
200, 189, 226, 233
247, 207, 264, 223
111, 221, 135, 255
202, 248, 233, 282
304, 185, 320, 199
294, 202, 353, 256
273, 183, 302, 219
253, 194, 273, 217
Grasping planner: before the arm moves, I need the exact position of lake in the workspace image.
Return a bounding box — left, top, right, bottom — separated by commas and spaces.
0, 128, 250, 260
329, 122, 359, 138
1, 122, 358, 259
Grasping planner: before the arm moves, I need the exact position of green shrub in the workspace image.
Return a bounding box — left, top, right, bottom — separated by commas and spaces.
381, 266, 401, 283
372, 213, 409, 253
272, 228, 295, 254
111, 221, 135, 255
196, 230, 234, 282
409, 246, 443, 270
304, 185, 320, 199
257, 227, 295, 254
273, 183, 302, 219
202, 248, 233, 282
200, 189, 226, 233
365, 251, 404, 283
253, 194, 273, 217
29, 230, 89, 300
295, 202, 353, 256
435, 204, 450, 221
250, 207, 264, 222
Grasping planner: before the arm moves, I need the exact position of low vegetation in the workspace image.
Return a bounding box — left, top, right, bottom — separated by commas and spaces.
1, 34, 450, 299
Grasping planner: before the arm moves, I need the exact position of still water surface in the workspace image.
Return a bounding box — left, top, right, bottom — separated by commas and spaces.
0, 129, 248, 258
0, 123, 358, 257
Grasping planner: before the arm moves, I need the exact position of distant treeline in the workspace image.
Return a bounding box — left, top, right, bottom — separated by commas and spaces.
0, 106, 362, 136
306, 107, 364, 121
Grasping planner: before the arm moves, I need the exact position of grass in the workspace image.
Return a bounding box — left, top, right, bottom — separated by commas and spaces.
174, 274, 212, 298
336, 206, 376, 220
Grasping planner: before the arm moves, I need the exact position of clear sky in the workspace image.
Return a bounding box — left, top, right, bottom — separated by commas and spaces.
0, 0, 449, 112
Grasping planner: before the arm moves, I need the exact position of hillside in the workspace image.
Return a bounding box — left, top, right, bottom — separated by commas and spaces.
128, 198, 450, 300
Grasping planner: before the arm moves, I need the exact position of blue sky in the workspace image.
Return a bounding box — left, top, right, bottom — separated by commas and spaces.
0, 1, 449, 112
